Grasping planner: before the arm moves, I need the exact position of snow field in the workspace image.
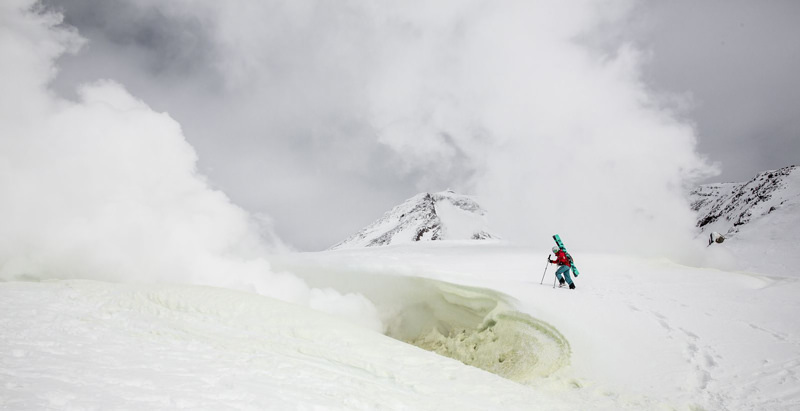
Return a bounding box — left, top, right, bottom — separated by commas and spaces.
2, 241, 798, 410
433, 198, 491, 240
274, 242, 800, 410
0, 279, 579, 410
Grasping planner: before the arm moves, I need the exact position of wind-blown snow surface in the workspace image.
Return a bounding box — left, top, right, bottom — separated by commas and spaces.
3, 243, 799, 410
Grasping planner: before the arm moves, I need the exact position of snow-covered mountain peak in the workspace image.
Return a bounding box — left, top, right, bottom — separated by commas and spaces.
690, 164, 800, 237
329, 191, 496, 250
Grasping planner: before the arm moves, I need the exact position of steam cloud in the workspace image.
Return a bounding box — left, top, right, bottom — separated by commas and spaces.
0, 1, 380, 331
356, 2, 718, 254
2, 0, 718, 312
44, 0, 716, 254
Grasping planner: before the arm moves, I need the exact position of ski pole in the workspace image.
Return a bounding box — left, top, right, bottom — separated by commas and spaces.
540, 254, 551, 284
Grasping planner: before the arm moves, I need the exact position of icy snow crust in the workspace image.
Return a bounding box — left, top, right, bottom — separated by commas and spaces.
3, 241, 800, 410
273, 243, 800, 410
403, 283, 570, 382
0, 280, 552, 410
266, 259, 572, 383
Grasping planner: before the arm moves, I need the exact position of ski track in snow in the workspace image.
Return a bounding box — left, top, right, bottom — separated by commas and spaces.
594, 266, 799, 411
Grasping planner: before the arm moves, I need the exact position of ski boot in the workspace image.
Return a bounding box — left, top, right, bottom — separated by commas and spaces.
569, 283, 575, 290
558, 278, 566, 287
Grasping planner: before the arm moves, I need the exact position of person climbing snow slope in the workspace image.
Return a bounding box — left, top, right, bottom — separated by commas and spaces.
549, 246, 576, 289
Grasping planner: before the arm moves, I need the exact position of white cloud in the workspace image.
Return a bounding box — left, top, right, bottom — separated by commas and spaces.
0, 1, 381, 331
40, 0, 718, 256
348, 1, 717, 254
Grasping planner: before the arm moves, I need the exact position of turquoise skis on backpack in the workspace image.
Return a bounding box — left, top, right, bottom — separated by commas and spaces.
553, 234, 580, 276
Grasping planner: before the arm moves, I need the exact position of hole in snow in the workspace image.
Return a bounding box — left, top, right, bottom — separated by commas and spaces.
382, 280, 571, 383
267, 257, 571, 384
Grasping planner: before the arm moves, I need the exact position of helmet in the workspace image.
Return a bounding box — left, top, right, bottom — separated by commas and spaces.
552, 246, 560, 253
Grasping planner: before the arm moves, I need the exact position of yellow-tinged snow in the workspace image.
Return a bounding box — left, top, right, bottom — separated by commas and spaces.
2, 242, 799, 410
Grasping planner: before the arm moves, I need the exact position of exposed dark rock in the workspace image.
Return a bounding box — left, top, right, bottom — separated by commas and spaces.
330, 191, 496, 250
689, 165, 798, 237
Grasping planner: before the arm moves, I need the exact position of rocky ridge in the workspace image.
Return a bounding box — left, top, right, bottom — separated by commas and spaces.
690, 165, 799, 237
329, 191, 495, 250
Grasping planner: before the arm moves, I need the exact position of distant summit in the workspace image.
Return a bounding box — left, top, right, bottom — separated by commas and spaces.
690, 165, 799, 237
329, 191, 497, 250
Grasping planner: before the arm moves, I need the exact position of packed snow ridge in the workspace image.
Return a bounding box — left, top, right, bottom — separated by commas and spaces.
690, 164, 799, 237
330, 191, 496, 249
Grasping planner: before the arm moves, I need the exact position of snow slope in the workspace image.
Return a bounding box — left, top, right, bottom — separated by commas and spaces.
330, 191, 496, 250
2, 246, 799, 410
272, 243, 800, 410
0, 279, 564, 410
691, 165, 799, 239
690, 165, 800, 274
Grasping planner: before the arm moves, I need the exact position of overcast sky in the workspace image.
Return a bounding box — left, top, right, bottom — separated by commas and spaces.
630, 0, 800, 183
15, 0, 800, 251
